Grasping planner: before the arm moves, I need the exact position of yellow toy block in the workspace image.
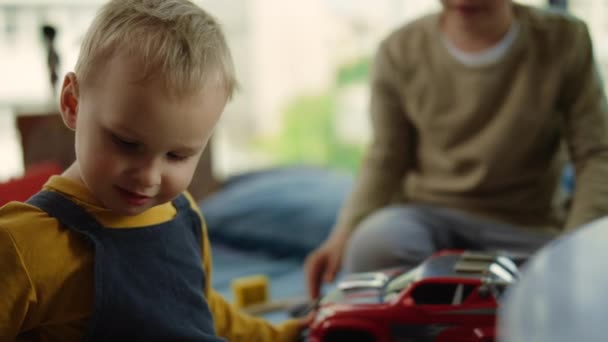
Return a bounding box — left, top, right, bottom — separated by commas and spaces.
231, 275, 269, 309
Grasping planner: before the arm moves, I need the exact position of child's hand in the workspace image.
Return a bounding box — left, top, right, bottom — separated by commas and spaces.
298, 311, 315, 328
295, 311, 315, 342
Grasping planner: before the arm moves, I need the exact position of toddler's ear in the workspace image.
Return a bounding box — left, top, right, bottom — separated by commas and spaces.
59, 72, 79, 130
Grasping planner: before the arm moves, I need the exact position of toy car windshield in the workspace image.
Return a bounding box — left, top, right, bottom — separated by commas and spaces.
321, 269, 404, 305
382, 266, 421, 302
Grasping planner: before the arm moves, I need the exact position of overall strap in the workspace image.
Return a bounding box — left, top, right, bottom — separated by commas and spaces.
26, 190, 104, 235
172, 193, 191, 211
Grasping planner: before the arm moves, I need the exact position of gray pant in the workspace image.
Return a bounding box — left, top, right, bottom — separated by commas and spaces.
343, 204, 558, 273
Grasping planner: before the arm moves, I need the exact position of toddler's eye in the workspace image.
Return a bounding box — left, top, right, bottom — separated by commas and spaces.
112, 134, 138, 149
167, 152, 188, 161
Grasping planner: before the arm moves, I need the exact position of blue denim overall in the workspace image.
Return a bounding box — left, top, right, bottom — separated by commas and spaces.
27, 191, 224, 341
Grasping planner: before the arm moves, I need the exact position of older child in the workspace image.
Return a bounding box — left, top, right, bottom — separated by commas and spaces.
306, 0, 608, 299
0, 0, 303, 340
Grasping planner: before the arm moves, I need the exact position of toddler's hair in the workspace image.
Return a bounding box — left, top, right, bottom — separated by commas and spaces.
75, 0, 237, 99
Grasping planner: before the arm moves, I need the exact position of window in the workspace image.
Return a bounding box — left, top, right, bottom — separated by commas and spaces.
452, 284, 476, 305
0, 0, 573, 181
410, 283, 476, 305
384, 267, 419, 302
410, 283, 458, 305
569, 0, 608, 84
2, 6, 17, 44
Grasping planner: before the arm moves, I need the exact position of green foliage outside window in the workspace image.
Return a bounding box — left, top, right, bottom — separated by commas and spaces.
336, 57, 371, 87
254, 93, 365, 172
255, 57, 371, 173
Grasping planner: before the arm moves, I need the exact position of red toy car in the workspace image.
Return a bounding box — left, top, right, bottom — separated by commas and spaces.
306, 250, 526, 342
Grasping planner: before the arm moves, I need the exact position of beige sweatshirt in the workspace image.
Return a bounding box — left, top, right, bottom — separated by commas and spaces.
337, 4, 608, 233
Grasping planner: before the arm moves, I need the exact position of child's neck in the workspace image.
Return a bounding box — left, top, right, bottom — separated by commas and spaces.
62, 162, 83, 183
441, 7, 514, 53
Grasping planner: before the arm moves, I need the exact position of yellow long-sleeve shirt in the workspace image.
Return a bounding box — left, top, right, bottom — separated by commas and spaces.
0, 176, 300, 341
337, 3, 608, 233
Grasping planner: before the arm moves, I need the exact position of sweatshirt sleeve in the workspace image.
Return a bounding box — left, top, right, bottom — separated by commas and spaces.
335, 38, 414, 233
0, 226, 36, 340
559, 22, 608, 230
207, 289, 301, 342
185, 193, 302, 341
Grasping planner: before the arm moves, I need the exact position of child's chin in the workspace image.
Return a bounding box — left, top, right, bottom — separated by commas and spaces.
109, 203, 151, 216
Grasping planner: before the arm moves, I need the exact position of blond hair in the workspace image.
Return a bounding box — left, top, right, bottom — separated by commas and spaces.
75, 0, 237, 99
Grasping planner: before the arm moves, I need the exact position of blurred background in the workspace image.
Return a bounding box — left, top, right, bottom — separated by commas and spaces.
0, 0, 605, 182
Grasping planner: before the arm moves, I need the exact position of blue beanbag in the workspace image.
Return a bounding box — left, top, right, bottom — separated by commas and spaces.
199, 166, 353, 259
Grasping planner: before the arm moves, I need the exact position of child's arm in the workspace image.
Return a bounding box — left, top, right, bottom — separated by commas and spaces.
207, 289, 303, 342
185, 193, 305, 341
0, 226, 35, 340
199, 220, 303, 341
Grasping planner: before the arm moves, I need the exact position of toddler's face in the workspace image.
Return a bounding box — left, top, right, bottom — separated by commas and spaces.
64, 54, 226, 215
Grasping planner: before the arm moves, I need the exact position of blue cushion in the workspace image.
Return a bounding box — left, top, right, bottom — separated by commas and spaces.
200, 166, 353, 259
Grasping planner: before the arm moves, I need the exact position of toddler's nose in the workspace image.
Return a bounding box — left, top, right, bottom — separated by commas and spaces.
132, 160, 161, 188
